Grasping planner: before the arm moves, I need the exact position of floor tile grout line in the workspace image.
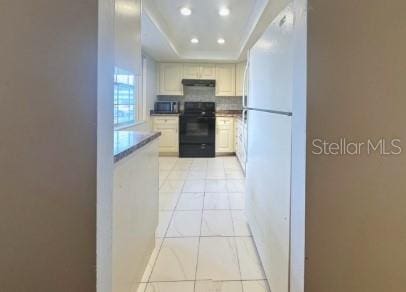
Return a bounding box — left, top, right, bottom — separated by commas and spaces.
169, 208, 244, 211
157, 235, 254, 239
228, 203, 244, 290
154, 158, 254, 290
144, 278, 273, 284
193, 190, 206, 292
143, 160, 178, 289
146, 278, 268, 284
228, 188, 270, 290
148, 167, 199, 285
146, 280, 196, 283
145, 176, 183, 285
246, 227, 272, 290
143, 215, 169, 284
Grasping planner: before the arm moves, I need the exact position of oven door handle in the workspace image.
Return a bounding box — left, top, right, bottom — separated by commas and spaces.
194, 117, 215, 122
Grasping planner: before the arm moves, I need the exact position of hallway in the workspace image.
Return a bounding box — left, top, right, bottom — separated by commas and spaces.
137, 157, 270, 292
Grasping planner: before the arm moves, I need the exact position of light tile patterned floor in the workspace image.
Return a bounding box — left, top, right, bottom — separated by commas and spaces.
138, 157, 270, 292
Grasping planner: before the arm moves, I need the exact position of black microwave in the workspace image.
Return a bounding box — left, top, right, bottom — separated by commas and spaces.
154, 101, 179, 113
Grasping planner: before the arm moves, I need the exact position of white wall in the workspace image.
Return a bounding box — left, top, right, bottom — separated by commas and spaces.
115, 0, 141, 75
305, 0, 406, 291
0, 0, 99, 290
97, 0, 115, 292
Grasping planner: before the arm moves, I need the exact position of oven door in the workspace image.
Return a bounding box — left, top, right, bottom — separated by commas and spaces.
180, 116, 215, 144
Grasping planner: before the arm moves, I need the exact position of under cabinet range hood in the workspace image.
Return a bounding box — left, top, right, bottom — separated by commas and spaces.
181, 79, 216, 87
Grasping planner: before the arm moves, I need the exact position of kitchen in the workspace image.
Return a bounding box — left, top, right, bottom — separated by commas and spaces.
110, 0, 305, 291
152, 63, 246, 162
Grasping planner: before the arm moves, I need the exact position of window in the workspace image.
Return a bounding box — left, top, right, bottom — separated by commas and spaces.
114, 67, 136, 127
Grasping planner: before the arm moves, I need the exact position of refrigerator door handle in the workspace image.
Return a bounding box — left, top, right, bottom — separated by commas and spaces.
242, 66, 248, 108
243, 109, 249, 166
242, 52, 250, 167
242, 57, 249, 108
244, 107, 293, 117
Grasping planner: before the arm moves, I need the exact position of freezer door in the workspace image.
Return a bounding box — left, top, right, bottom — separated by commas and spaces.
248, 5, 294, 112
245, 110, 292, 292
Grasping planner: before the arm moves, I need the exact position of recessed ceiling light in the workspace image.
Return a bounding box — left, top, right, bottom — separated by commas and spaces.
190, 38, 199, 44
180, 7, 192, 16
217, 38, 225, 44
219, 7, 230, 16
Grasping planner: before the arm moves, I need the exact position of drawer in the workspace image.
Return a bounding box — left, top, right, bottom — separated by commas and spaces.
154, 124, 178, 130
154, 117, 178, 125
216, 117, 233, 125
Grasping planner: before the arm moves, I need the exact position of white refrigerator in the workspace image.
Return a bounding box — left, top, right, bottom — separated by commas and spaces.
245, 4, 295, 292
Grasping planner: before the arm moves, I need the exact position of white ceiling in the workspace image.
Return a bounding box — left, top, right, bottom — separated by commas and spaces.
142, 0, 269, 61
141, 10, 180, 60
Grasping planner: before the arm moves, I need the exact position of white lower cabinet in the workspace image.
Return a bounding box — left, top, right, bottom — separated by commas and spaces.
152, 116, 179, 154
216, 117, 235, 153
235, 117, 247, 171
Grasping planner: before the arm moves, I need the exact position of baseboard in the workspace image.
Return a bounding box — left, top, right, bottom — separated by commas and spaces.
159, 152, 179, 157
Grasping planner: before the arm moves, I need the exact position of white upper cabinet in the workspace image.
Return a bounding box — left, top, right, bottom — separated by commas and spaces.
158, 63, 183, 95
157, 62, 239, 96
215, 64, 236, 96
183, 63, 201, 79
200, 64, 216, 79
236, 62, 247, 96
183, 63, 216, 79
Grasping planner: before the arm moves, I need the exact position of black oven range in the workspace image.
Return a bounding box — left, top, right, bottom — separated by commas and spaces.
179, 102, 216, 157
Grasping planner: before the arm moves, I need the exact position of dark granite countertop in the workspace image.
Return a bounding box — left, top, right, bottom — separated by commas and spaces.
114, 130, 161, 163
216, 110, 242, 117
150, 111, 180, 116
150, 110, 242, 117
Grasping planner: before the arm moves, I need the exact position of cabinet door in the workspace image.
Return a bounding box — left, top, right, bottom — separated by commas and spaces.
158, 63, 183, 95
216, 118, 235, 153
235, 62, 246, 96
153, 116, 179, 153
157, 127, 178, 152
200, 64, 216, 79
215, 64, 236, 96
183, 63, 200, 79
235, 118, 246, 168
216, 125, 234, 153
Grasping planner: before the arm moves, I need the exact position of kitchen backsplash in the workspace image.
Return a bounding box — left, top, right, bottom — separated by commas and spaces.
157, 86, 242, 111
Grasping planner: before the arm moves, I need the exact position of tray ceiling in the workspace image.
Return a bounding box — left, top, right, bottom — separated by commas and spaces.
142, 0, 269, 61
